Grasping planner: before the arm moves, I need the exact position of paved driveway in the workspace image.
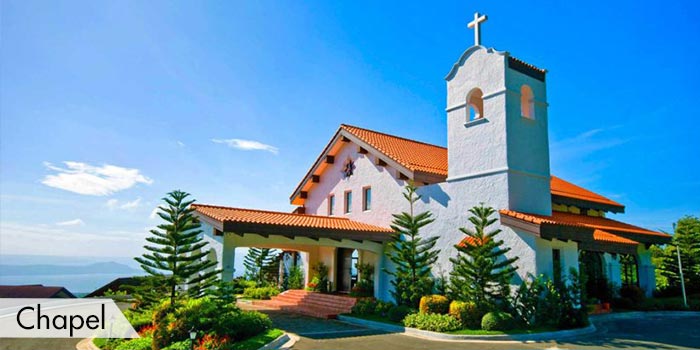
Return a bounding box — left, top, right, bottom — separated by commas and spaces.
256, 310, 700, 350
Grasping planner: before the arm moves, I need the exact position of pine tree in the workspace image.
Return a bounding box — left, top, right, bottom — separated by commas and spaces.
659, 216, 700, 291
386, 182, 441, 307
450, 205, 518, 307
135, 190, 220, 306
243, 248, 280, 285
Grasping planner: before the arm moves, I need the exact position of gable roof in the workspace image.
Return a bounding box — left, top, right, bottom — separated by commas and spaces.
0, 285, 75, 298
290, 124, 624, 212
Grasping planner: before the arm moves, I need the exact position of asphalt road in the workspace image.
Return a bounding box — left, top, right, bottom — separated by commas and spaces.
290, 314, 700, 350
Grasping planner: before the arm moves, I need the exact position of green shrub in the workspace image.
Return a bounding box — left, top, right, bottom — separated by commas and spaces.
419, 295, 450, 314
123, 309, 153, 331
620, 285, 645, 305
403, 313, 461, 332
350, 280, 374, 297
220, 311, 273, 340
448, 300, 483, 329
114, 337, 152, 350
481, 311, 515, 331
243, 286, 280, 300
286, 265, 304, 290
374, 300, 395, 317
388, 305, 413, 323
162, 340, 190, 350
232, 277, 257, 294
351, 298, 377, 315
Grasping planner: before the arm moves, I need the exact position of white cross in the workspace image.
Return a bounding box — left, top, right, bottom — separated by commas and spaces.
467, 12, 488, 46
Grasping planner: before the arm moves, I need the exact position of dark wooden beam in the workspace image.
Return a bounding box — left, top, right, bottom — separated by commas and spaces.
341, 136, 350, 142
257, 233, 269, 238
326, 155, 335, 164
283, 235, 295, 240
376, 159, 387, 166
214, 229, 223, 236
311, 175, 320, 183
399, 173, 409, 180
358, 147, 368, 154
300, 191, 308, 199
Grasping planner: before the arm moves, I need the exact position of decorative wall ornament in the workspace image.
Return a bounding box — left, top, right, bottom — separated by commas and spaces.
342, 159, 355, 178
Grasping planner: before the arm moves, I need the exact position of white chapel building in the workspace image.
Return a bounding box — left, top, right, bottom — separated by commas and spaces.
194, 14, 671, 301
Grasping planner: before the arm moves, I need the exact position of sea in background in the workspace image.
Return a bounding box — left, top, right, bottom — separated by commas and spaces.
0, 254, 146, 296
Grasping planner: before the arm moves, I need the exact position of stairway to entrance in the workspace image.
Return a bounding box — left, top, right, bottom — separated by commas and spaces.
252, 289, 357, 319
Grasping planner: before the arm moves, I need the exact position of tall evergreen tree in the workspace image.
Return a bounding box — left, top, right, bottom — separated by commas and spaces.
243, 248, 280, 284
386, 182, 441, 307
135, 190, 220, 306
450, 205, 518, 307
659, 216, 700, 291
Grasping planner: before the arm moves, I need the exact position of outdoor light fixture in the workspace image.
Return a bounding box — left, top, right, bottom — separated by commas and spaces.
189, 328, 197, 350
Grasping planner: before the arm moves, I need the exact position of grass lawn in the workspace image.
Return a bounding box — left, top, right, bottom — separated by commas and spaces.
229, 328, 284, 350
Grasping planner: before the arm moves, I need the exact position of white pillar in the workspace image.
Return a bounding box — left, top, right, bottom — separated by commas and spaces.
637, 246, 655, 297
221, 233, 236, 282
604, 253, 622, 291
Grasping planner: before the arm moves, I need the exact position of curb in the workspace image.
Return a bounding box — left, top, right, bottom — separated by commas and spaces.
259, 332, 298, 350
337, 315, 596, 342
591, 310, 700, 321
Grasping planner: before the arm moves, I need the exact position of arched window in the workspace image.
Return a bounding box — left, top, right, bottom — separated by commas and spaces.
520, 85, 535, 119
466, 88, 484, 121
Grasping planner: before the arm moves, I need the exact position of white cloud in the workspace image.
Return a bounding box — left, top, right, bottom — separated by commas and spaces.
176, 141, 186, 147
106, 197, 142, 210
42, 161, 153, 196
55, 219, 85, 226
212, 138, 279, 155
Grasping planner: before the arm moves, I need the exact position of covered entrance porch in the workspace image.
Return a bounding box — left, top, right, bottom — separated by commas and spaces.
192, 204, 393, 298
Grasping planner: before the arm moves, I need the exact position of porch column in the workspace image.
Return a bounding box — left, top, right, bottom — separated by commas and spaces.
221, 233, 237, 282
637, 246, 655, 297
603, 253, 622, 289
305, 247, 320, 287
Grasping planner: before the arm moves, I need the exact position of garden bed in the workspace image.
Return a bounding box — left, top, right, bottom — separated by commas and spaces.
338, 314, 595, 341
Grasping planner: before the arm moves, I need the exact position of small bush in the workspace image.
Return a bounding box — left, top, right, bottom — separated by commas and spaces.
611, 297, 635, 310
374, 300, 395, 317
351, 298, 377, 315
403, 313, 461, 332
388, 305, 413, 323
123, 309, 152, 331
419, 295, 450, 315
448, 300, 483, 329
243, 286, 280, 300
224, 311, 273, 340
620, 285, 645, 305
349, 280, 374, 297
481, 311, 515, 331
114, 337, 152, 350
162, 340, 190, 350
286, 265, 304, 290
232, 278, 257, 294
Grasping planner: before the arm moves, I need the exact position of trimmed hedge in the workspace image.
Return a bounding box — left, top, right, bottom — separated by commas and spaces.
448, 300, 483, 329
419, 295, 450, 315
481, 311, 515, 331
403, 313, 461, 332
243, 286, 280, 300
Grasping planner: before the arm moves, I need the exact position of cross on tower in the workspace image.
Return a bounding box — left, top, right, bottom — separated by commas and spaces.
467, 12, 488, 46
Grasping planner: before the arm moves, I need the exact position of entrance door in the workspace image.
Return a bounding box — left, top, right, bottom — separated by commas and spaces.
336, 248, 354, 293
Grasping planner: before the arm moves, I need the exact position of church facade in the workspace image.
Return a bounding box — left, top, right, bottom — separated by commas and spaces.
194, 20, 671, 301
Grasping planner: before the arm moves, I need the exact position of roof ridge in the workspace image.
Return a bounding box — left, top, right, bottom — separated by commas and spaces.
192, 203, 352, 221
341, 124, 446, 150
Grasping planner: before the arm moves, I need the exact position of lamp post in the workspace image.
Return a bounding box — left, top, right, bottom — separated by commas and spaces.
189, 327, 197, 350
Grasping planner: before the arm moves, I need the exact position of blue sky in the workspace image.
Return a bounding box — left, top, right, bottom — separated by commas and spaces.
1, 0, 698, 258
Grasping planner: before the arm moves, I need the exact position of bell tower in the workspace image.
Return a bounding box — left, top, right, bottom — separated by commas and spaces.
445, 13, 552, 215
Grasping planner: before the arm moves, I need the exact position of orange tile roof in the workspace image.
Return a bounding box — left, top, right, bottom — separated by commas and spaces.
192, 204, 393, 233
593, 229, 638, 245
550, 176, 624, 209
499, 209, 670, 239
341, 124, 449, 177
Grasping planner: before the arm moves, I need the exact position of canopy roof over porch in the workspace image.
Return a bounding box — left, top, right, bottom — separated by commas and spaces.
192, 204, 393, 242
499, 209, 672, 255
